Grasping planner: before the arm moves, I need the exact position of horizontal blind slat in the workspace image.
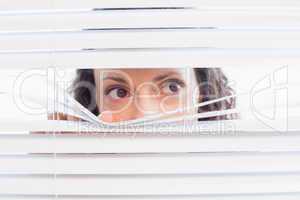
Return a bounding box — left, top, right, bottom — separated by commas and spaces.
1, 0, 300, 10
1, 194, 300, 200
1, 30, 300, 51
1, 153, 300, 174
2, 12, 300, 32
0, 134, 300, 154
1, 174, 300, 195
1, 49, 300, 68
1, 117, 299, 133
51, 0, 300, 9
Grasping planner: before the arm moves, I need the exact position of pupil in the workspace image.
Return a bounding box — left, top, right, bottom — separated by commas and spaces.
117, 88, 127, 98
169, 84, 178, 92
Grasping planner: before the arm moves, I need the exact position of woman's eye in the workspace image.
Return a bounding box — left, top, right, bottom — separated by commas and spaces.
162, 81, 183, 95
107, 87, 129, 100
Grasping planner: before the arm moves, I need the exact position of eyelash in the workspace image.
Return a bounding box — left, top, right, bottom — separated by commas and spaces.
160, 78, 186, 88
104, 85, 130, 96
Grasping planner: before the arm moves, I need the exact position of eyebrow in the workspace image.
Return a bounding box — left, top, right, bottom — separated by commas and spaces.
102, 71, 181, 84
152, 72, 180, 82
102, 76, 129, 84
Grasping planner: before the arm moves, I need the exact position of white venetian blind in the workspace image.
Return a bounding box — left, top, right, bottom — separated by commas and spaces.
1, 0, 300, 200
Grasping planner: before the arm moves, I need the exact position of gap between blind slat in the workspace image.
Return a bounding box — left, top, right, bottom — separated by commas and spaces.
0, 153, 300, 174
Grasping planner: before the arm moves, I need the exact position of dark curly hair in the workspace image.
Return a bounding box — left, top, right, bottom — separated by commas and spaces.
70, 68, 236, 121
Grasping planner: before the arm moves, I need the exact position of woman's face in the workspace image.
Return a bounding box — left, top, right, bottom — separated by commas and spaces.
93, 68, 199, 122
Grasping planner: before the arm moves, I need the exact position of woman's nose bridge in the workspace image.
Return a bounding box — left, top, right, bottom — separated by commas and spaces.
136, 81, 160, 96
129, 86, 160, 118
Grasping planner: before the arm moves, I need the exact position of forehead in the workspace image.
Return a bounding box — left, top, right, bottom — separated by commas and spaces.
94, 68, 188, 82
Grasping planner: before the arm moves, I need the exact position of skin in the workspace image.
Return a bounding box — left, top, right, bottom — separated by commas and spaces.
49, 68, 199, 123
93, 68, 199, 122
